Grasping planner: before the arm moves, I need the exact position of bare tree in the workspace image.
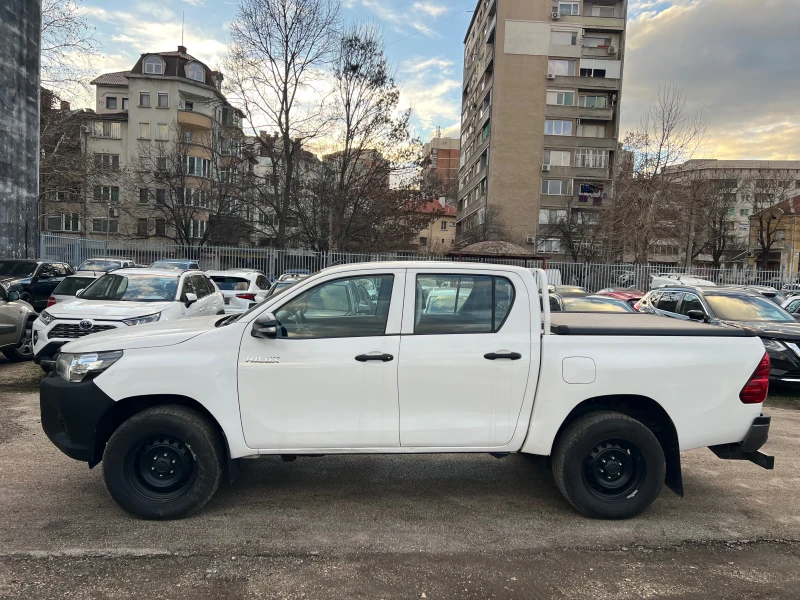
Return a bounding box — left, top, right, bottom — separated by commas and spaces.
225, 0, 341, 248
605, 84, 707, 264
745, 169, 797, 269
321, 23, 428, 252
538, 199, 604, 263
41, 0, 99, 96
456, 204, 509, 248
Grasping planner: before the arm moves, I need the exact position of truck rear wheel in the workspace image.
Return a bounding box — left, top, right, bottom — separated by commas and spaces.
552, 411, 665, 519
102, 406, 223, 520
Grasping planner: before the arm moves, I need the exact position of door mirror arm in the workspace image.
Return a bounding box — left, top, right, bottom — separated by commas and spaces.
184, 292, 198, 308
7, 291, 20, 302
251, 312, 279, 339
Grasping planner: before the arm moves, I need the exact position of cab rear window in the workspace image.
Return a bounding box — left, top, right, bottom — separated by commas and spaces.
210, 276, 250, 291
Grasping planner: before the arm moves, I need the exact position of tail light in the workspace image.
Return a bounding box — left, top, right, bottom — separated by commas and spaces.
47, 296, 56, 307
236, 293, 256, 301
633, 301, 641, 311
740, 352, 770, 404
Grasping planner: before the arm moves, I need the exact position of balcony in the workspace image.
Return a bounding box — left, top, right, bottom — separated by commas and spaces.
582, 46, 620, 59
548, 44, 582, 59
484, 14, 496, 44
482, 44, 495, 74
545, 105, 614, 121
178, 110, 212, 129
558, 15, 625, 31
543, 136, 617, 150
544, 165, 610, 180
551, 75, 620, 91
457, 195, 486, 222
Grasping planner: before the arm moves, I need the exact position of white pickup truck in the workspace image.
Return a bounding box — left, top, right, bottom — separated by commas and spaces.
39, 262, 774, 520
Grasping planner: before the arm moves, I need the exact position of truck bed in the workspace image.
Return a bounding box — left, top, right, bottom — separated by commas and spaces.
549, 313, 754, 337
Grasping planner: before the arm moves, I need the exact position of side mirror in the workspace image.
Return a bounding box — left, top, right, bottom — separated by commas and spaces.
356, 302, 372, 315
8, 291, 20, 302
687, 310, 706, 322
75, 289, 85, 298
251, 312, 279, 339
185, 292, 198, 308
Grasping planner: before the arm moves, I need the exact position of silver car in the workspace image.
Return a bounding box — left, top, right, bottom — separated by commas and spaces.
0, 286, 37, 361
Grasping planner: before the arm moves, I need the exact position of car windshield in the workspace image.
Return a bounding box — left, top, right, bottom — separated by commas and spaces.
0, 261, 36, 277
53, 276, 97, 296
81, 274, 179, 302
705, 294, 796, 322
211, 276, 250, 291
562, 297, 634, 312
78, 259, 119, 272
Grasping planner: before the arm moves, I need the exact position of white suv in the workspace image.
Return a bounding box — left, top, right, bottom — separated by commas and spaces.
33, 268, 224, 369
206, 270, 270, 314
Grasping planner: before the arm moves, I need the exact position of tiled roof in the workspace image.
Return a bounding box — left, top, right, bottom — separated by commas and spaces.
416, 200, 457, 216
158, 51, 197, 60
90, 71, 130, 86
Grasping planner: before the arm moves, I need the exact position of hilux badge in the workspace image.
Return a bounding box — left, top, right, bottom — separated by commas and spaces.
245, 356, 279, 364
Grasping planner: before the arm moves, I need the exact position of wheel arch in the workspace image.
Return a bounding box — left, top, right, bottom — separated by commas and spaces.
552, 394, 683, 497
91, 394, 237, 481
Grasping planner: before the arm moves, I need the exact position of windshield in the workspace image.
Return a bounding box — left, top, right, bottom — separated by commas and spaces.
562, 297, 634, 312
78, 259, 119, 272
705, 294, 795, 322
53, 276, 97, 296
210, 276, 250, 291
81, 274, 179, 302
0, 261, 36, 277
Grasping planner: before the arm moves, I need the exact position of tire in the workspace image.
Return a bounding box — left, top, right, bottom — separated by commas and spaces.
2, 319, 34, 362
19, 292, 34, 307
102, 405, 224, 520
552, 411, 665, 520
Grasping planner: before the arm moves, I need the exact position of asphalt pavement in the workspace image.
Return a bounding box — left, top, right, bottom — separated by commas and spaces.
1, 359, 799, 599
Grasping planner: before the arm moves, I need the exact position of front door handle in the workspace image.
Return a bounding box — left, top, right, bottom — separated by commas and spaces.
484, 352, 522, 361
355, 353, 394, 362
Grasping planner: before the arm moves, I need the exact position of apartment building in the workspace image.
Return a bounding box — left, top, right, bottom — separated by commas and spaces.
670, 160, 800, 245
415, 199, 457, 253
422, 137, 460, 200
749, 195, 800, 273
457, 0, 626, 257
40, 46, 247, 244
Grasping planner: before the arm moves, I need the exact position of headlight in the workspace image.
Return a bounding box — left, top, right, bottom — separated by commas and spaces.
122, 312, 161, 326
39, 310, 55, 326
55, 350, 123, 382
762, 339, 786, 352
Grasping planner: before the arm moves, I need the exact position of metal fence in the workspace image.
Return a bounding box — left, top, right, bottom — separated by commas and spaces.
39, 234, 796, 292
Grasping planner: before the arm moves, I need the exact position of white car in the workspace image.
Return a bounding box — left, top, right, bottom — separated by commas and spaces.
38, 263, 773, 521
75, 257, 136, 276
33, 268, 224, 369
47, 274, 102, 308
206, 269, 270, 314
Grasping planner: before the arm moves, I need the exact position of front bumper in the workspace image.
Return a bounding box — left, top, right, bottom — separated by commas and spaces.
710, 414, 774, 469
40, 373, 115, 463
766, 343, 800, 384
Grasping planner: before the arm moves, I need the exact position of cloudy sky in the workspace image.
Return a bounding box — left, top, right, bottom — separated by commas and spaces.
77, 0, 797, 159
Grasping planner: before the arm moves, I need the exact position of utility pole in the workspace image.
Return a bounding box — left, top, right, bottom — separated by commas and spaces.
0, 0, 42, 257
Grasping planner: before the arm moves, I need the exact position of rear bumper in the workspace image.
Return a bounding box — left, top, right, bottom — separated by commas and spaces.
40, 374, 115, 464
710, 414, 774, 469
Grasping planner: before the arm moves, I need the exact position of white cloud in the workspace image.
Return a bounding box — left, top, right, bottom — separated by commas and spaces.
398, 55, 461, 139
181, 0, 205, 6
411, 2, 449, 18
622, 0, 800, 159
400, 56, 454, 74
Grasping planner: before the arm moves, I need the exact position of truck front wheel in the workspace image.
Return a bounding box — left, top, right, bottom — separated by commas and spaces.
102, 406, 224, 520
552, 411, 665, 519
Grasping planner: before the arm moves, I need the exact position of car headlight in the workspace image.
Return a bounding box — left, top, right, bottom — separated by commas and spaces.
55, 350, 123, 382
762, 339, 787, 352
122, 312, 161, 326
39, 310, 55, 326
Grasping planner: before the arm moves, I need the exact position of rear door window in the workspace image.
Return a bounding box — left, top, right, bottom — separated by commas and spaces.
655, 291, 682, 313
679, 293, 705, 316
414, 275, 515, 335
180, 276, 196, 301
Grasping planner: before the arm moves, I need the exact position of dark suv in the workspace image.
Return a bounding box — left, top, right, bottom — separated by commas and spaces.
0, 260, 74, 311
638, 285, 800, 385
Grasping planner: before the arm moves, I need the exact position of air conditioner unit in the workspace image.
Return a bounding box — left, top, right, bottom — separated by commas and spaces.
542, 164, 552, 172
526, 236, 536, 244
547, 73, 556, 80
108, 208, 120, 218
608, 45, 617, 54
551, 11, 561, 19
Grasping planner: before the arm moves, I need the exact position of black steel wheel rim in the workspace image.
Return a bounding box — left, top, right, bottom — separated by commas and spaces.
582, 438, 646, 502
124, 435, 196, 502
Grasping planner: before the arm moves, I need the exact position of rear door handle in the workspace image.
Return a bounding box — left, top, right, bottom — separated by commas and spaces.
484, 352, 522, 360
355, 353, 394, 362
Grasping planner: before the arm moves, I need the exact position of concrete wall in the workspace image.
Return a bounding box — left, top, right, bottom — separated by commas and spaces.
0, 0, 42, 258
